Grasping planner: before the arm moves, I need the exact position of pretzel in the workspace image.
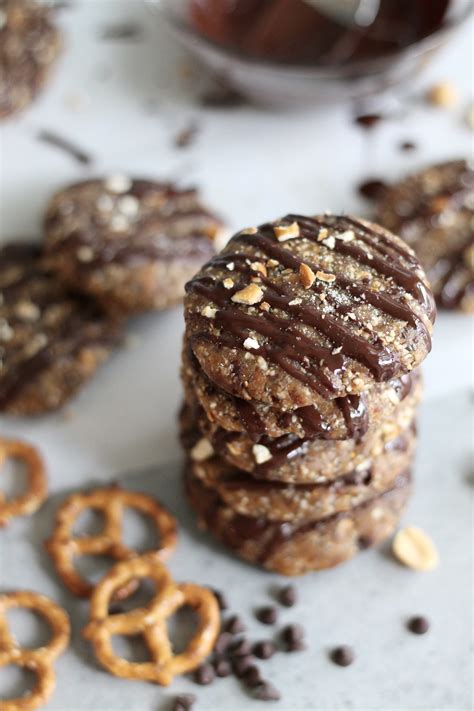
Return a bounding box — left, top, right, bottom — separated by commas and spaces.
83, 557, 220, 686
0, 438, 47, 527
45, 487, 178, 599
0, 591, 70, 710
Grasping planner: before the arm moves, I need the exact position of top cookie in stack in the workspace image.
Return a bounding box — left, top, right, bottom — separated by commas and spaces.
181, 214, 435, 574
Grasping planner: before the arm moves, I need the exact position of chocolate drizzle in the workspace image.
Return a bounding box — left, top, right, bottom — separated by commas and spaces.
187, 214, 433, 401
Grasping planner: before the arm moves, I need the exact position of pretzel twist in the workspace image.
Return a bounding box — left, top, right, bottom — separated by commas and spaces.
83, 557, 220, 686
0, 438, 47, 527
0, 591, 70, 710
45, 487, 178, 598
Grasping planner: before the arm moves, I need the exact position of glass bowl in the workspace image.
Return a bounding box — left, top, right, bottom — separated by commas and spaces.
150, 0, 473, 106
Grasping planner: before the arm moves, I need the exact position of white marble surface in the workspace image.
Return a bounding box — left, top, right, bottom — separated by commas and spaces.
0, 2, 473, 709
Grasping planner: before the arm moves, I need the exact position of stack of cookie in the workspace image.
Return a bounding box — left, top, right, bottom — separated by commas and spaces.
181, 214, 435, 575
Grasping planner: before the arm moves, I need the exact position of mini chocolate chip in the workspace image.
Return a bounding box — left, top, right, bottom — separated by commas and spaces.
211, 588, 228, 611
407, 616, 430, 635
287, 639, 307, 653
253, 640, 276, 660
171, 693, 196, 711
243, 665, 263, 688
281, 624, 304, 646
214, 658, 232, 677
230, 637, 252, 657
256, 606, 278, 625
400, 140, 416, 152
253, 681, 281, 701
193, 663, 215, 685
225, 615, 246, 634
233, 655, 254, 677
357, 535, 372, 549
331, 645, 355, 667
214, 631, 232, 655
278, 584, 297, 607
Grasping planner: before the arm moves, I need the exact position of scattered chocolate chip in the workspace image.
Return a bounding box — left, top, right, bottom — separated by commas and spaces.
232, 655, 254, 678
229, 638, 252, 657
174, 122, 199, 149
101, 22, 144, 41
256, 606, 278, 625
358, 179, 388, 201
211, 588, 229, 611
400, 140, 416, 152
253, 640, 275, 660
171, 693, 196, 711
357, 535, 373, 549
278, 584, 297, 607
407, 616, 430, 635
37, 130, 92, 165
214, 657, 232, 677
214, 631, 232, 655
287, 638, 307, 652
330, 645, 355, 667
281, 624, 304, 647
225, 615, 246, 634
354, 113, 383, 129
253, 681, 281, 701
243, 665, 263, 688
193, 663, 215, 685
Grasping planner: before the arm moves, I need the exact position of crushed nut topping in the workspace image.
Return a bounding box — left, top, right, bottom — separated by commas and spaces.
117, 195, 139, 217
226, 262, 235, 271
317, 228, 329, 241
104, 174, 132, 194
76, 246, 94, 262
201, 305, 217, 319
299, 263, 316, 289
267, 259, 279, 268
190, 437, 214, 462
273, 222, 300, 241
223, 278, 234, 289
250, 262, 267, 277
322, 235, 336, 249
243, 336, 260, 350
288, 298, 302, 306
14, 300, 40, 322
260, 301, 270, 312
316, 270, 336, 283
336, 230, 355, 242
240, 227, 258, 235
252, 444, 272, 464
231, 283, 264, 305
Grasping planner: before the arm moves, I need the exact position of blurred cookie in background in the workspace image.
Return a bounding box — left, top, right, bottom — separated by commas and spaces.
0, 243, 120, 416
43, 177, 227, 317
0, 0, 61, 119
376, 160, 474, 314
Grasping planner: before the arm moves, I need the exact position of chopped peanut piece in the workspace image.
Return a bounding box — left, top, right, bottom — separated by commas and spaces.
299, 263, 316, 289
250, 262, 267, 277
316, 270, 336, 283
273, 222, 300, 241
231, 283, 264, 305
252, 444, 272, 464
190, 438, 214, 462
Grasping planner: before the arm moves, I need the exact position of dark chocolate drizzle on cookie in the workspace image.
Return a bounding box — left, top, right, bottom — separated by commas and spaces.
187, 214, 434, 401
0, 243, 119, 411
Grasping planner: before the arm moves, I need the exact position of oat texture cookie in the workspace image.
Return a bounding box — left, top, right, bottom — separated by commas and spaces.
184, 214, 435, 412
43, 177, 227, 317
0, 243, 120, 415
0, 0, 61, 119
376, 160, 474, 313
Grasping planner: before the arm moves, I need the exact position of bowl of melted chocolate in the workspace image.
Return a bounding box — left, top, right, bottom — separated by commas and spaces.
156, 0, 472, 104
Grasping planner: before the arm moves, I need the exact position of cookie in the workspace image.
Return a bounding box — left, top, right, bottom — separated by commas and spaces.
0, 243, 120, 415
184, 214, 435, 412
180, 376, 420, 484
186, 467, 411, 575
43, 177, 226, 317
376, 160, 474, 313
185, 424, 415, 523
182, 346, 418, 441
0, 0, 61, 119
